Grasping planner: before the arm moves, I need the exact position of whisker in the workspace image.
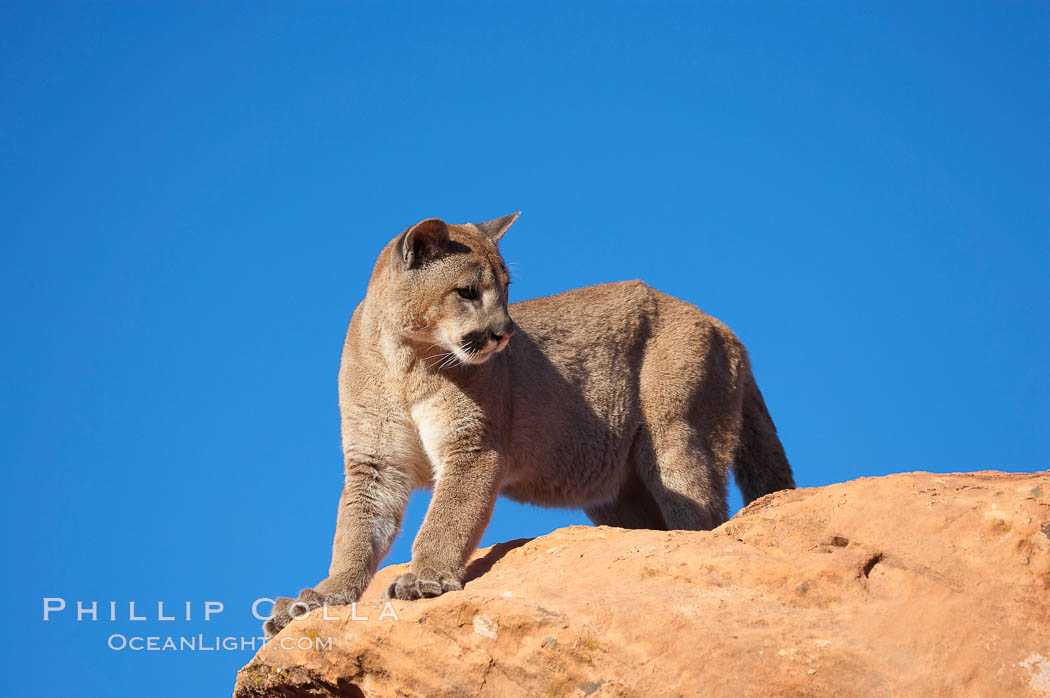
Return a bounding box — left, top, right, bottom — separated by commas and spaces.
425, 352, 454, 369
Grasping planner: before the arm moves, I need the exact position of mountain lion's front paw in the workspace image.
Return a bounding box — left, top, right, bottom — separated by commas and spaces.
263, 588, 331, 638
382, 568, 463, 600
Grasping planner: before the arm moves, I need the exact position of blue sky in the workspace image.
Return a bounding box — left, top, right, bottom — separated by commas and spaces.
3, 2, 1047, 696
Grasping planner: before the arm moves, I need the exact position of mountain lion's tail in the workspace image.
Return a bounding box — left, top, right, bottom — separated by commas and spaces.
733, 371, 795, 505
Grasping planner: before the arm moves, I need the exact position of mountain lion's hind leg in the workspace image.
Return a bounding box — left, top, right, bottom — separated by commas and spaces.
635, 422, 730, 531
584, 467, 667, 529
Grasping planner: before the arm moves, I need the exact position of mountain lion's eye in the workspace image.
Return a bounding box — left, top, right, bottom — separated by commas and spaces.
456, 286, 479, 301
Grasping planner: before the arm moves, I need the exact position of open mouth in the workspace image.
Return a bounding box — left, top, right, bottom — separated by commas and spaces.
446, 329, 514, 367
465, 344, 499, 364
460, 336, 510, 365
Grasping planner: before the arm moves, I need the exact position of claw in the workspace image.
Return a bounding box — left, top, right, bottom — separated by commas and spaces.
299, 588, 323, 605
382, 570, 462, 601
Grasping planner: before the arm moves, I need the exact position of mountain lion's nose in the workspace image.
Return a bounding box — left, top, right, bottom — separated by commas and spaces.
491, 326, 515, 344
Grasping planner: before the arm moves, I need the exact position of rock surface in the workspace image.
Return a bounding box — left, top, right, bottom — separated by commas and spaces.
234, 471, 1050, 697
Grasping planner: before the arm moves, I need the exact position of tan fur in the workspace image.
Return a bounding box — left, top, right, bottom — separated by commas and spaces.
263, 213, 794, 635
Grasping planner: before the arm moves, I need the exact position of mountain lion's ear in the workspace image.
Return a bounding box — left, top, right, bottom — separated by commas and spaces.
398, 218, 450, 269
474, 211, 521, 243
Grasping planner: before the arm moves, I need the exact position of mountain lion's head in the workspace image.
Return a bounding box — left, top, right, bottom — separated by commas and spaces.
377, 212, 520, 367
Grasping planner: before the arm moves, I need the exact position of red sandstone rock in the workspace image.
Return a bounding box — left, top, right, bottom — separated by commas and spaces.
234, 471, 1050, 697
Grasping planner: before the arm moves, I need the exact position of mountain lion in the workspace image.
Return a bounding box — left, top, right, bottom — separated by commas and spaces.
263, 213, 794, 635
